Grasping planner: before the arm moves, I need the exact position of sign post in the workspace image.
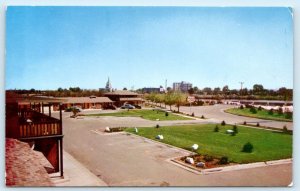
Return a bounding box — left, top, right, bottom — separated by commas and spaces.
187, 96, 195, 115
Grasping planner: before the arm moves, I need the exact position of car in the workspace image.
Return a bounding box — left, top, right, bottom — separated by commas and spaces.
121, 104, 135, 109
133, 105, 142, 109
64, 106, 83, 112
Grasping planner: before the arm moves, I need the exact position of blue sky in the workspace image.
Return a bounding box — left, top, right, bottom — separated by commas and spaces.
6, 7, 293, 90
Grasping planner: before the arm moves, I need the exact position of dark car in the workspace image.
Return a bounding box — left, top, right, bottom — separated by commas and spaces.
64, 106, 82, 112
121, 104, 135, 109
133, 105, 142, 109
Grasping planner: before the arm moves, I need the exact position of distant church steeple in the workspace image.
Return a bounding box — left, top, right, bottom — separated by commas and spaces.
105, 77, 112, 92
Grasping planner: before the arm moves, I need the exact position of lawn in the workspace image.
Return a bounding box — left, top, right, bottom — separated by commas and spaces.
85, 109, 192, 121
125, 124, 292, 163
225, 108, 293, 122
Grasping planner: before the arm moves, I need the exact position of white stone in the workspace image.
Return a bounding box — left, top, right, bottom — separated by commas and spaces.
26, 119, 32, 123
226, 129, 234, 134
156, 135, 164, 140
185, 157, 194, 164
105, 127, 110, 132
156, 118, 160, 121
196, 162, 205, 168
191, 144, 199, 151
134, 127, 138, 133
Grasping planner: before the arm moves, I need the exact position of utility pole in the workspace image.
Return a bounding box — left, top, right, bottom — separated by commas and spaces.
239, 82, 244, 96
165, 79, 167, 92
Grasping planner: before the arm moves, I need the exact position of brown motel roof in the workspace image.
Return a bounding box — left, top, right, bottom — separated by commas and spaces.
104, 90, 139, 96
61, 97, 113, 104
119, 97, 144, 101
5, 139, 53, 186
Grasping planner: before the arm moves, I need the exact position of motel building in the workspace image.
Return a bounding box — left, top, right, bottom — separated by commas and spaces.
52, 96, 115, 111
5, 92, 65, 180
104, 90, 144, 107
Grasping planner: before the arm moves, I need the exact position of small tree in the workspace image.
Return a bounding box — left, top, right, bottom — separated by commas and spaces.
258, 106, 262, 111
285, 112, 293, 120
278, 107, 283, 115
242, 142, 254, 153
165, 112, 169, 117
243, 121, 247, 125
233, 125, 238, 133
283, 125, 288, 133
221, 120, 226, 126
250, 107, 257, 114
201, 115, 205, 119
173, 91, 187, 113
240, 105, 244, 109
214, 125, 219, 132
268, 109, 274, 115
256, 122, 260, 127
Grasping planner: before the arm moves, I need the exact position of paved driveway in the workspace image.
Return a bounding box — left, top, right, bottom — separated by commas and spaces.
57, 113, 292, 186
174, 104, 293, 130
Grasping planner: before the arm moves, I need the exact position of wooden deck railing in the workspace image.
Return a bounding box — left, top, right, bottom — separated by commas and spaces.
18, 109, 62, 138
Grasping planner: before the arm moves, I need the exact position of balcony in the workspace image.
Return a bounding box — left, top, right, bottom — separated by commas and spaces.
18, 109, 62, 139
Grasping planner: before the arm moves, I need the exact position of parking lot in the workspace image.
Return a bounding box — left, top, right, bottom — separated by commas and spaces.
53, 107, 292, 186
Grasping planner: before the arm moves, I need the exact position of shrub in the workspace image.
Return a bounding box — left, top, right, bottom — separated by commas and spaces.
243, 121, 247, 125
285, 112, 293, 120
201, 115, 205, 119
258, 106, 262, 111
242, 142, 254, 153
231, 132, 236, 136
250, 107, 257, 114
191, 112, 195, 117
256, 122, 260, 127
233, 125, 238, 133
214, 125, 219, 132
245, 104, 252, 108
221, 120, 226, 126
156, 124, 160, 128
204, 155, 213, 162
165, 112, 169, 117
278, 107, 283, 115
240, 105, 244, 109
219, 156, 229, 165
268, 109, 274, 115
283, 125, 288, 133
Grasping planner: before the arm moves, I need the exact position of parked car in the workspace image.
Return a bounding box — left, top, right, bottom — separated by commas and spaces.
133, 105, 142, 109
64, 106, 82, 112
121, 104, 135, 109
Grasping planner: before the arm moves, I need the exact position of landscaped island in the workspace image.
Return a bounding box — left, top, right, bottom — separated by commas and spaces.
125, 124, 292, 163
225, 107, 293, 122
85, 109, 192, 121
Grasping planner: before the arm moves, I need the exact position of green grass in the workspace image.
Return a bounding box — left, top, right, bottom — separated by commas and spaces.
85, 109, 192, 121
225, 108, 293, 122
125, 124, 292, 163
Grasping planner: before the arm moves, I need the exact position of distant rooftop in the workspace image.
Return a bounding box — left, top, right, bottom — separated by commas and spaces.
104, 90, 139, 96
59, 97, 113, 103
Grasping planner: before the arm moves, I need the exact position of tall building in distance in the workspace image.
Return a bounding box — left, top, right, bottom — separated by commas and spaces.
173, 81, 193, 92
105, 77, 112, 92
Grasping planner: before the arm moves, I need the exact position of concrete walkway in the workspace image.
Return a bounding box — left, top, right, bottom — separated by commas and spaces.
51, 151, 107, 186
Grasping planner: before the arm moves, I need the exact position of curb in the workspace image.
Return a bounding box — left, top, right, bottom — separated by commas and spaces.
166, 156, 292, 175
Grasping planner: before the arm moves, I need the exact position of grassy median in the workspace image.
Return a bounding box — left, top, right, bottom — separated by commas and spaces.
125, 124, 292, 163
225, 108, 292, 122
85, 109, 192, 121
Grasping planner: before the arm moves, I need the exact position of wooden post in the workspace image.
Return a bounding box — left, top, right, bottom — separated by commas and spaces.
48, 104, 51, 117
60, 138, 64, 177
42, 103, 44, 114
59, 103, 62, 134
